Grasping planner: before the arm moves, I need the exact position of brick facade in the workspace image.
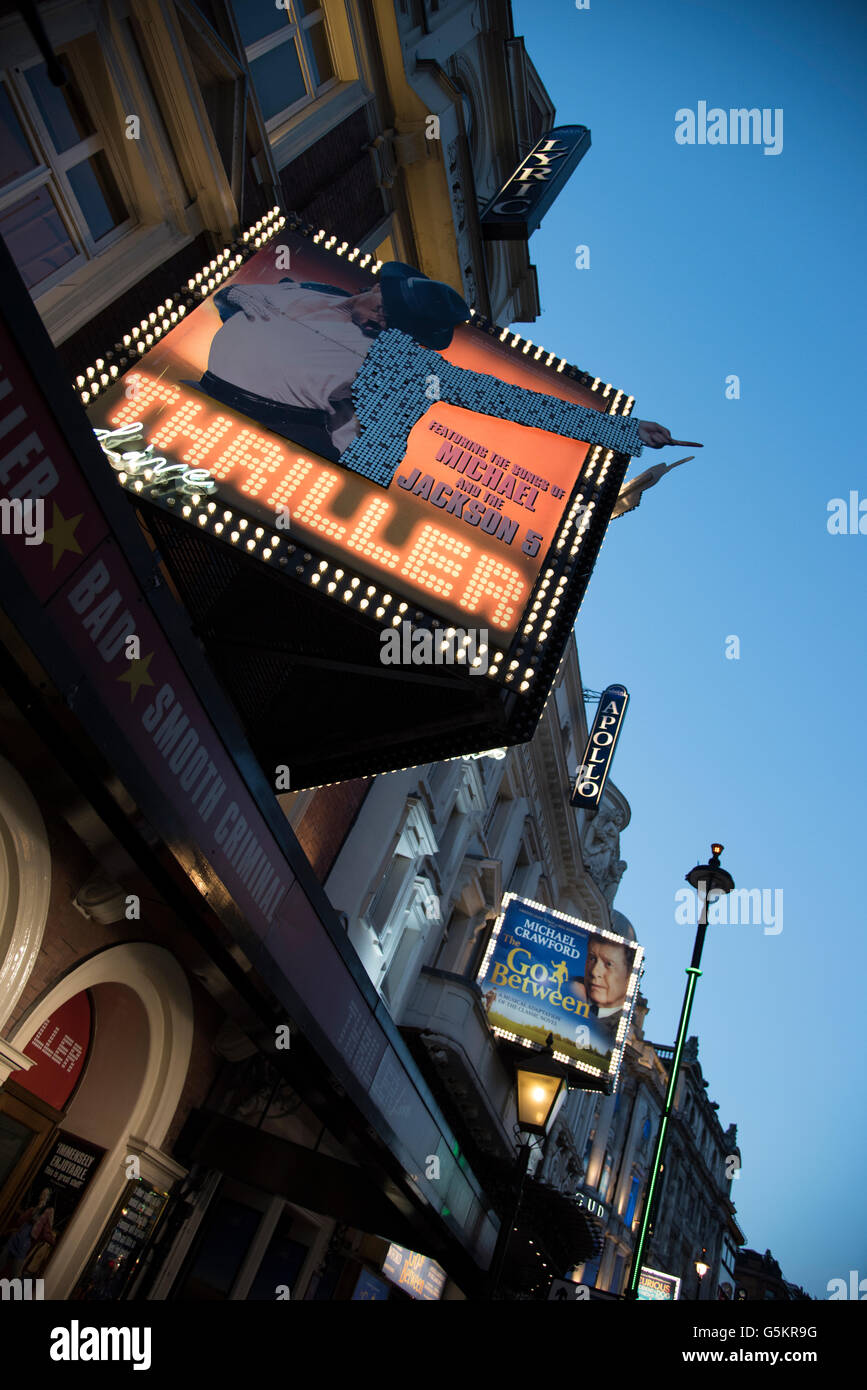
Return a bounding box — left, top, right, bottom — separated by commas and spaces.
293, 779, 372, 882
279, 109, 385, 247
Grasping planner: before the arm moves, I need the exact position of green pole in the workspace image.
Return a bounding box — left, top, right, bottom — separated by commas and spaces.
624, 848, 733, 1299
625, 961, 703, 1297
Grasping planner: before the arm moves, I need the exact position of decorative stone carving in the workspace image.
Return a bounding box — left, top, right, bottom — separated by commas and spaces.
582, 799, 627, 903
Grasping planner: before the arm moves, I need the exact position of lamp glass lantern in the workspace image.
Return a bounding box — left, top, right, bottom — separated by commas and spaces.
515, 1068, 566, 1135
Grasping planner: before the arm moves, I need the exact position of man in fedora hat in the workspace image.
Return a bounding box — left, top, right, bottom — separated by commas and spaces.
185, 261, 699, 486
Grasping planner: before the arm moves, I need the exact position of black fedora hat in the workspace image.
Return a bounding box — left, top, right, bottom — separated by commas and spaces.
379, 261, 470, 350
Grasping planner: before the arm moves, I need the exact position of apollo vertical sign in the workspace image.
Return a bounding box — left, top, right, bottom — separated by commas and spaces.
481, 126, 591, 241
570, 685, 629, 811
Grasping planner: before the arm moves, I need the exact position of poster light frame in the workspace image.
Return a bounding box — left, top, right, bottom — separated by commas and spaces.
637, 1266, 682, 1301
475, 892, 644, 1093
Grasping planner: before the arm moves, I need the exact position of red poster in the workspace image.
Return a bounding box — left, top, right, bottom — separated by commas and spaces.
12, 994, 92, 1110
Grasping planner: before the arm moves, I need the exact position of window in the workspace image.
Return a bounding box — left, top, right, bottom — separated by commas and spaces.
597, 1148, 614, 1203
246, 1212, 309, 1300
580, 1251, 601, 1289
179, 11, 244, 197
438, 799, 468, 872
398, 0, 425, 28
624, 1171, 641, 1228
175, 1195, 263, 1300
382, 916, 423, 1009
582, 1097, 601, 1168
234, 0, 336, 128
0, 58, 131, 293
367, 851, 414, 939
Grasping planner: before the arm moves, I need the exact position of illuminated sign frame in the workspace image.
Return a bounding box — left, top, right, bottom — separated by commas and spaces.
382, 1243, 447, 1300
575, 1188, 609, 1223
476, 892, 644, 1094
637, 1266, 682, 1301
481, 126, 592, 241
570, 684, 630, 811
77, 210, 638, 786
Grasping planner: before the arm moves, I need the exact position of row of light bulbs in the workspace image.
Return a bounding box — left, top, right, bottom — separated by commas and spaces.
497, 324, 566, 374
519, 460, 612, 646
552, 451, 627, 676
487, 1022, 603, 1079
76, 207, 286, 406
115, 469, 525, 678
311, 227, 381, 274
486, 333, 636, 417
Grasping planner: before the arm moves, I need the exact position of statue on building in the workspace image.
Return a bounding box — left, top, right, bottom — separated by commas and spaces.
582, 800, 627, 902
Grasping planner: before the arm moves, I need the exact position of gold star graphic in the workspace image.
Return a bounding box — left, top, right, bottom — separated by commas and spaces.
117, 650, 155, 702
43, 503, 84, 570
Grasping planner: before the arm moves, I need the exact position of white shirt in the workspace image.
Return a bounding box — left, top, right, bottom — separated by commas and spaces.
207, 282, 372, 452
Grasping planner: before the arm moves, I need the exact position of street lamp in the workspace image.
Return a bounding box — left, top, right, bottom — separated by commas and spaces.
515, 1068, 566, 1135
695, 1247, 710, 1299
489, 1045, 567, 1298
624, 844, 735, 1299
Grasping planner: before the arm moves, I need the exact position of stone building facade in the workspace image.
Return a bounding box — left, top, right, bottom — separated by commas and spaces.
286, 630, 746, 1297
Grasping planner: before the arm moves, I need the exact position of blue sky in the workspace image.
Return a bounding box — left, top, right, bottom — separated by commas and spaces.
510, 0, 867, 1298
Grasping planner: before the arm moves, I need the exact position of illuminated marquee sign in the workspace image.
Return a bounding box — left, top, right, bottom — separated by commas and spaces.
481, 125, 592, 241
575, 1188, 608, 1223
476, 894, 643, 1093
79, 210, 637, 786
570, 684, 629, 811
637, 1266, 682, 1301
382, 1244, 447, 1300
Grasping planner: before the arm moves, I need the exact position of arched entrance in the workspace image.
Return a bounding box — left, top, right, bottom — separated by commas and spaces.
0, 753, 51, 1031
0, 942, 194, 1298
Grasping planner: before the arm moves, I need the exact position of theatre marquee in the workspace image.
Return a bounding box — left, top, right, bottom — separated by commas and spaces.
80, 210, 638, 787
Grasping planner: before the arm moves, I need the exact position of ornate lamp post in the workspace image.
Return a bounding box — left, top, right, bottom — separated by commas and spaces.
489, 1046, 567, 1298
624, 844, 735, 1299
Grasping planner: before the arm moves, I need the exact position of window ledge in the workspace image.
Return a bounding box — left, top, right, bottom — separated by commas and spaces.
37, 218, 204, 348
267, 80, 371, 174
